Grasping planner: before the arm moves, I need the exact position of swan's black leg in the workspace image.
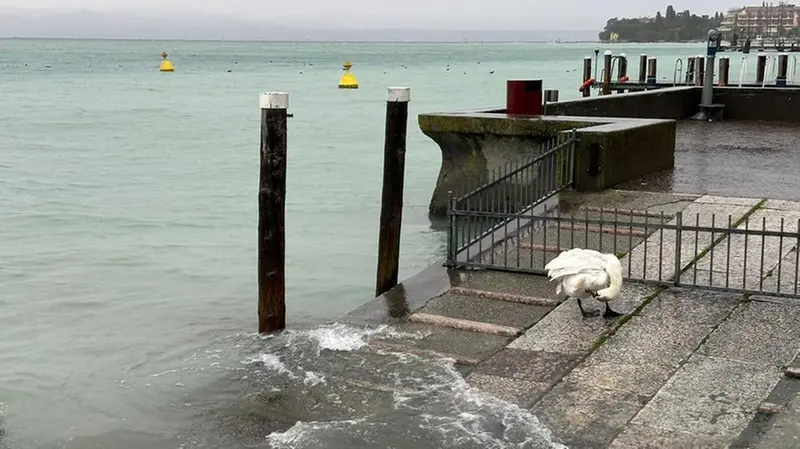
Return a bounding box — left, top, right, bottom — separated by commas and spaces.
577, 298, 601, 318
603, 303, 623, 318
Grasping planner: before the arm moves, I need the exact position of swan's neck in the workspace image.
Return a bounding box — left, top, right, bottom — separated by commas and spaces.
597, 264, 623, 298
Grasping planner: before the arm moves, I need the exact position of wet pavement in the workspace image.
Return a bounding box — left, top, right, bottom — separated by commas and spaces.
615, 120, 800, 201
345, 190, 800, 449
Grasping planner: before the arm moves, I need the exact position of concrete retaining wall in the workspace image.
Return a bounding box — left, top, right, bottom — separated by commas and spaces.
545, 86, 699, 119
419, 113, 676, 217
713, 87, 800, 121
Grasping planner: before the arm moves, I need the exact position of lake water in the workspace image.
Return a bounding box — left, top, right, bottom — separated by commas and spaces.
0, 39, 768, 447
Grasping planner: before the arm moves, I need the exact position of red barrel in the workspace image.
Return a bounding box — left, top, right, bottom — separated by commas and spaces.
506, 80, 543, 116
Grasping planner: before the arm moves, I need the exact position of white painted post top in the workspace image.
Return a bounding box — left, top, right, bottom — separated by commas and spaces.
259, 92, 289, 109
387, 87, 411, 102
647, 56, 657, 60
603, 50, 612, 55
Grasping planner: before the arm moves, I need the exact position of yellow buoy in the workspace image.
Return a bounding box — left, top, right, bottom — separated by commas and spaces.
338, 61, 358, 89
159, 51, 174, 72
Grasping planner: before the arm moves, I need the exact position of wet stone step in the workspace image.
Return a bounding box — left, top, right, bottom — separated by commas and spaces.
454, 270, 558, 300
416, 293, 554, 332
369, 322, 512, 369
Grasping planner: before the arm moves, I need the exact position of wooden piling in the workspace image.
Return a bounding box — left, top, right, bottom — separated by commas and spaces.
685, 57, 696, 84
646, 57, 657, 87
617, 53, 628, 80
777, 53, 788, 86
616, 53, 628, 93
582, 57, 592, 98
258, 92, 288, 334
756, 55, 767, 84
694, 56, 705, 86
602, 50, 612, 95
375, 87, 410, 297
638, 54, 647, 83
719, 57, 730, 86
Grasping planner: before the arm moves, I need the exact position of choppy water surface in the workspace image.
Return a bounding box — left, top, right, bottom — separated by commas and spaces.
1, 39, 725, 447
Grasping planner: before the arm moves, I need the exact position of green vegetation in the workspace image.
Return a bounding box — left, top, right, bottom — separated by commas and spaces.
599, 5, 724, 42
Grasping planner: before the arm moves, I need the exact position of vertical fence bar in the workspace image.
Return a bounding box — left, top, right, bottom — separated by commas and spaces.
778, 218, 785, 292
658, 211, 664, 281
795, 219, 799, 295
709, 215, 716, 286
693, 213, 699, 284
743, 218, 749, 289
375, 87, 410, 297
674, 212, 683, 285
760, 217, 766, 291
258, 92, 289, 333
447, 194, 456, 267
726, 215, 732, 289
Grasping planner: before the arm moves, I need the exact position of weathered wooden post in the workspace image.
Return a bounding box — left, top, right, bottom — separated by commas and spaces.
258, 92, 288, 333
776, 53, 789, 86
638, 54, 647, 84
685, 57, 696, 84
719, 56, 730, 86
756, 54, 767, 84
582, 57, 592, 97
375, 87, 410, 297
646, 57, 657, 88
616, 53, 628, 93
602, 50, 612, 95
694, 56, 705, 86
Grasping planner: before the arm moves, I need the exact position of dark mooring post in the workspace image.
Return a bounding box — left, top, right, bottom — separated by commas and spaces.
685, 57, 695, 84
616, 53, 628, 93
582, 57, 592, 97
756, 54, 767, 84
638, 54, 647, 83
602, 50, 612, 95
375, 87, 410, 297
258, 92, 288, 334
646, 57, 657, 88
719, 56, 730, 86
694, 56, 705, 86
776, 53, 789, 86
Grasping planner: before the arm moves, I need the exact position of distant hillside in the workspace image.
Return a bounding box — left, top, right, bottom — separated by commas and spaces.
0, 9, 598, 42
599, 5, 723, 42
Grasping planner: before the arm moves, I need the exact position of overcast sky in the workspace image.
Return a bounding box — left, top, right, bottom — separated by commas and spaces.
0, 1, 742, 29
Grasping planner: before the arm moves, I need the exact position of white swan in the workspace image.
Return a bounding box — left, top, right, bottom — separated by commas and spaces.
544, 248, 624, 318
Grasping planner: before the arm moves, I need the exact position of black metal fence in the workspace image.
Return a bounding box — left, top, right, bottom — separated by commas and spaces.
446, 129, 578, 268
448, 202, 800, 299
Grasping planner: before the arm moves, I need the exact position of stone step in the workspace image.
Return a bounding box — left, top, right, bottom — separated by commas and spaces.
531, 288, 743, 449
609, 298, 800, 448
413, 292, 555, 333
367, 322, 511, 370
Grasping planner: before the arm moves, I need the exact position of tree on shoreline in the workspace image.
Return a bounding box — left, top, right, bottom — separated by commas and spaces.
599, 5, 723, 42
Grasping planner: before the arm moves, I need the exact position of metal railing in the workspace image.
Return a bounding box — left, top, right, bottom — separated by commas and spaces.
448, 204, 800, 299
446, 129, 578, 268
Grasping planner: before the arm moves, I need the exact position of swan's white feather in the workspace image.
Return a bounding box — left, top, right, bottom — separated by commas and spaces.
544, 248, 623, 301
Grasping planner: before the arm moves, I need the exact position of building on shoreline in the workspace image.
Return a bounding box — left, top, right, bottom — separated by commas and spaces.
721, 2, 800, 38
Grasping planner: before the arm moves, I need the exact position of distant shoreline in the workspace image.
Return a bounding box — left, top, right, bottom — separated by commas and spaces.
0, 36, 704, 45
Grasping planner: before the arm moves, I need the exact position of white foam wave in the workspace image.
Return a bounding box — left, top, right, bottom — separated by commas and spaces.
250, 324, 566, 449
